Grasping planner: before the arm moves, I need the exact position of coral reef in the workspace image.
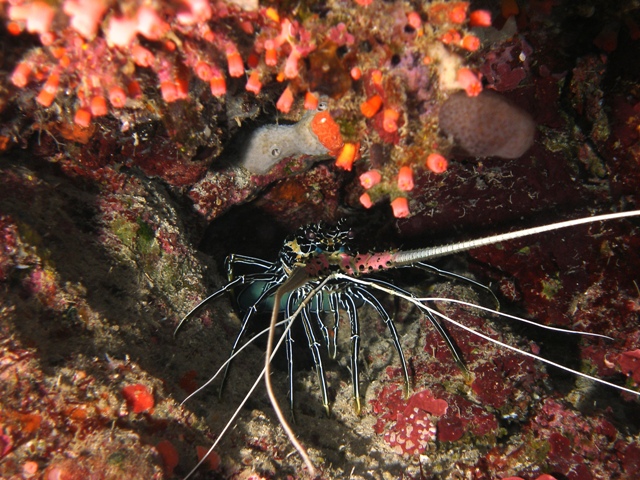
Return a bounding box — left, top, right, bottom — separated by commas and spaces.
0, 0, 499, 218
0, 0, 640, 479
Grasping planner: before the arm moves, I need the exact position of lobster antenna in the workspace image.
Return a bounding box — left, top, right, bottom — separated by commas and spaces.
392, 210, 640, 267
334, 273, 640, 398
263, 266, 317, 477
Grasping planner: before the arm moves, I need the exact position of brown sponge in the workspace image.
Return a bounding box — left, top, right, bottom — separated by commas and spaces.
439, 91, 535, 159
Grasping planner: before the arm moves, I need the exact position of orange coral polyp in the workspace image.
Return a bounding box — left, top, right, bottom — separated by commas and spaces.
195, 61, 214, 81
390, 197, 410, 218
441, 29, 461, 45
156, 440, 179, 476
501, 0, 520, 18
11, 62, 31, 87
383, 108, 400, 133
360, 95, 383, 118
245, 71, 262, 94
311, 112, 345, 154
122, 384, 154, 413
335, 142, 358, 171
128, 80, 142, 98
371, 69, 383, 85
265, 42, 278, 66
226, 51, 244, 77
196, 446, 221, 471
36, 72, 60, 107
265, 7, 280, 23
90, 95, 108, 116
397, 166, 414, 191
284, 49, 301, 79
132, 45, 154, 67
426, 153, 448, 173
160, 81, 178, 102
276, 86, 294, 113
448, 3, 469, 24
407, 11, 422, 29
462, 35, 480, 51
469, 10, 492, 27
74, 108, 92, 127
359, 170, 382, 189
359, 192, 373, 209
210, 75, 226, 97
108, 86, 127, 107
304, 91, 319, 110
7, 21, 22, 35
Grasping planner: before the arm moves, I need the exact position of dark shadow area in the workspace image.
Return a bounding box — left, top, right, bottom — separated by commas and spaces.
0, 153, 226, 477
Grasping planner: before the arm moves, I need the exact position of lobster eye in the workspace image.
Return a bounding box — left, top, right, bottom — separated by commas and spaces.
347, 230, 355, 240
306, 230, 316, 240
270, 145, 281, 157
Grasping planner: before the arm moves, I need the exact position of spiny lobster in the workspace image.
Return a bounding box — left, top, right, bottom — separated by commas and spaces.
175, 209, 640, 478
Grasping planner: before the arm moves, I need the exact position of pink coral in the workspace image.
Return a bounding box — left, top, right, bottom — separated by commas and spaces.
359, 170, 382, 189
106, 15, 138, 47
63, 0, 108, 38
456, 67, 482, 96
8, 1, 55, 35
135, 6, 168, 41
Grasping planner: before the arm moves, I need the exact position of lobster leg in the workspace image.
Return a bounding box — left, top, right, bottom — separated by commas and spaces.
340, 292, 362, 413
365, 277, 468, 374
311, 291, 340, 360
351, 286, 411, 398
225, 253, 274, 281
423, 306, 468, 374
219, 277, 285, 394
327, 292, 340, 359
299, 293, 331, 416
309, 291, 330, 358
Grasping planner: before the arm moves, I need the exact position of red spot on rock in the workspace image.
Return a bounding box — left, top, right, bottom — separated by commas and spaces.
0, 433, 12, 459
122, 384, 154, 413
370, 387, 445, 455
622, 442, 640, 476
548, 432, 571, 462
405, 389, 448, 416
437, 415, 465, 442
617, 349, 640, 384
156, 440, 179, 476
196, 446, 221, 471
179, 369, 199, 394
471, 362, 509, 409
